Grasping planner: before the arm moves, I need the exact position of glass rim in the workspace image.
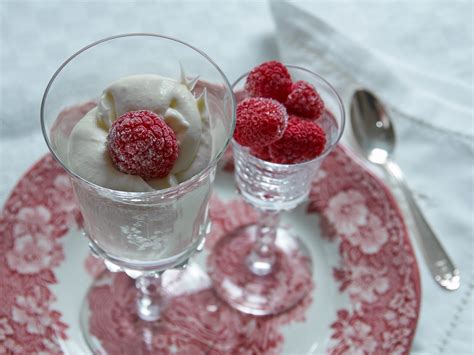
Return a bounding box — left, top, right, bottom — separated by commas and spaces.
231, 64, 346, 168
40, 33, 236, 197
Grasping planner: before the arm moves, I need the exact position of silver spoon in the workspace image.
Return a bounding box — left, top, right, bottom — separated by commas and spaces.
350, 89, 460, 291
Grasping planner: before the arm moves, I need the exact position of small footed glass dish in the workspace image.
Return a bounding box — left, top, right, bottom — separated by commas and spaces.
208, 65, 345, 315
41, 33, 235, 351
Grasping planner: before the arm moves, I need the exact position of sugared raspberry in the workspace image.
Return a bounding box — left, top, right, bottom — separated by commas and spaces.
107, 110, 179, 179
285, 80, 325, 119
269, 116, 326, 164
234, 97, 288, 148
245, 61, 292, 102
250, 145, 271, 161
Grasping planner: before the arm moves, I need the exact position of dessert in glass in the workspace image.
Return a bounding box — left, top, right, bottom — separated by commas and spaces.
208, 61, 345, 315
40, 34, 235, 349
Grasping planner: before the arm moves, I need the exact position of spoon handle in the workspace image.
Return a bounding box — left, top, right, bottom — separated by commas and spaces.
384, 161, 460, 291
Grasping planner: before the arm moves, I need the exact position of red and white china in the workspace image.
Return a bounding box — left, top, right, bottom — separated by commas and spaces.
0, 145, 420, 354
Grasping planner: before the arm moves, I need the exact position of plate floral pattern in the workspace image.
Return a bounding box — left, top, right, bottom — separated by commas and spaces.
0, 156, 81, 354
307, 147, 420, 354
0, 145, 420, 354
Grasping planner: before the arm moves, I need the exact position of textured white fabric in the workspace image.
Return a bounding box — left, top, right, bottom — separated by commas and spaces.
270, 1, 473, 354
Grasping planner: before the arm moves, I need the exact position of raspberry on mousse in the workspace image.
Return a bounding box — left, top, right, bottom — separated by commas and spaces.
234, 97, 288, 148
285, 80, 325, 120
107, 110, 179, 179
269, 116, 326, 164
245, 61, 292, 103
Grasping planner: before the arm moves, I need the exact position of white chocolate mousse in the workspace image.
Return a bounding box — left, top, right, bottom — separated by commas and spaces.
67, 73, 212, 191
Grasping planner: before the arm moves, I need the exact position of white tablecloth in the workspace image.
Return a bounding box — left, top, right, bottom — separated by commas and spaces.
1, 1, 472, 354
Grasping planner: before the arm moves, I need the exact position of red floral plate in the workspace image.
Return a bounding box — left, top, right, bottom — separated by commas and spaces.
0, 145, 420, 354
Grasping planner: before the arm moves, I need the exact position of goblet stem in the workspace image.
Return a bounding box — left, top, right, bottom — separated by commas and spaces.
246, 209, 281, 276
135, 273, 164, 322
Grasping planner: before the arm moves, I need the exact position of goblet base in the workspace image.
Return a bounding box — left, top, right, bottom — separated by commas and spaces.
208, 225, 313, 316
79, 262, 210, 353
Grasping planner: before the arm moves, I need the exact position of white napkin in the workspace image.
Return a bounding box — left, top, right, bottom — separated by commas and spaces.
270, 1, 473, 354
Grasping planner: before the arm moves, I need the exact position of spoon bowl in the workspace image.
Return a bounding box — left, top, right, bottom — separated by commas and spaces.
350, 89, 395, 165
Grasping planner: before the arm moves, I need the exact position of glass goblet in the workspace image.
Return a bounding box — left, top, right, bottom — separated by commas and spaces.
41, 34, 235, 350
208, 65, 345, 315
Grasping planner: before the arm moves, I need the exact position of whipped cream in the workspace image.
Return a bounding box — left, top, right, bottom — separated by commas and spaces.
67, 73, 212, 191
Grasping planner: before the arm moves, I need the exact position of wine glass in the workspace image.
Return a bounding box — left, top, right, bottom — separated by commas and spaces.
40, 34, 235, 350
208, 65, 345, 315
